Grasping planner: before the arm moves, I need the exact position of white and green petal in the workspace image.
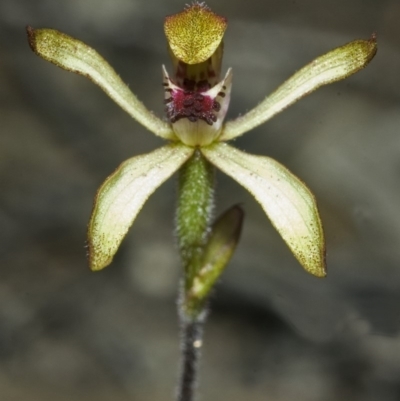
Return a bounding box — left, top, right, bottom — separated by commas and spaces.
27, 26, 175, 140
221, 35, 377, 141
202, 143, 326, 277
88, 143, 194, 271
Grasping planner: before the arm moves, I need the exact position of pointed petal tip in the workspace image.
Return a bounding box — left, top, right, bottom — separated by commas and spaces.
26, 25, 37, 52
363, 32, 378, 63
302, 253, 327, 278
313, 268, 327, 278
289, 230, 327, 278
88, 245, 113, 272
365, 32, 378, 63
84, 238, 107, 272
343, 34, 377, 70
87, 215, 117, 272
296, 218, 327, 278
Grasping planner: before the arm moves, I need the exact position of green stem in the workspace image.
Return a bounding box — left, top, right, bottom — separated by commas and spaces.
176, 149, 215, 316
175, 149, 214, 401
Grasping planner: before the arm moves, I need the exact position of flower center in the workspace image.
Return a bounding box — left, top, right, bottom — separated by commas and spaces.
163, 67, 227, 126
162, 65, 232, 147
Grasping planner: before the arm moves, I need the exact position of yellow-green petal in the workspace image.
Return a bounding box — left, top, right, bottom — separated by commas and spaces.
27, 26, 175, 140
88, 143, 194, 271
164, 3, 227, 64
202, 143, 326, 277
221, 35, 377, 141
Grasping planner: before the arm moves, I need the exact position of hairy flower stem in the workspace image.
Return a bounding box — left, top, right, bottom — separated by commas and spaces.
176, 149, 215, 400
176, 149, 215, 305
176, 317, 204, 401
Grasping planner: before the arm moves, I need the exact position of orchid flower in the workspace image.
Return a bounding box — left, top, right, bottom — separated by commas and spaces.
27, 3, 377, 285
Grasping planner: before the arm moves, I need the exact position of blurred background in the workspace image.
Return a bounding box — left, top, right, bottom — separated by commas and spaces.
1, 0, 400, 400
